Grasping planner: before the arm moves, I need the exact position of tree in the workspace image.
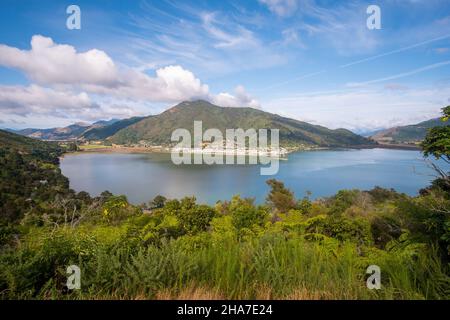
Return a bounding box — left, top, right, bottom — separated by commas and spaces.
421, 106, 450, 191
160, 197, 215, 235
66, 142, 78, 152
228, 196, 268, 232
102, 195, 129, 222
422, 106, 450, 163
417, 105, 450, 260
266, 179, 296, 213
150, 195, 167, 209
99, 190, 113, 203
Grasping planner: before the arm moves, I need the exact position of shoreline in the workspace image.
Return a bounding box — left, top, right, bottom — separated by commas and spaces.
63, 143, 422, 158
368, 143, 421, 150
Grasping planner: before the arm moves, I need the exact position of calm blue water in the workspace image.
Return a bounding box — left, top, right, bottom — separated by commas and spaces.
60, 149, 449, 204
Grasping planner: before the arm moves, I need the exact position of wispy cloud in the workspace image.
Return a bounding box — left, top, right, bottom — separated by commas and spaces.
265, 85, 450, 131
259, 0, 299, 17
124, 0, 287, 77
347, 60, 450, 87
340, 34, 450, 68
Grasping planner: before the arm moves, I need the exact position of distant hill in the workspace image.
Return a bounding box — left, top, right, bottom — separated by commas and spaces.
92, 119, 120, 127
370, 118, 446, 144
0, 129, 63, 162
81, 117, 145, 141
15, 123, 92, 141
13, 119, 120, 141
110, 100, 374, 148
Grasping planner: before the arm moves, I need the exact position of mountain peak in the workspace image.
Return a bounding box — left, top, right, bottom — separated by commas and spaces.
111, 102, 374, 148
166, 100, 216, 113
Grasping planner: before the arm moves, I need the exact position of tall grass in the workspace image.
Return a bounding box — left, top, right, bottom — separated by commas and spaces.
1, 230, 447, 300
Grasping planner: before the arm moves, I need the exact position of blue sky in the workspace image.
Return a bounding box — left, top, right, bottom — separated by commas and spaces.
0, 0, 450, 132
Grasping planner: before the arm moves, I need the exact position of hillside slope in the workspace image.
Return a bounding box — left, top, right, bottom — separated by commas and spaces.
371, 118, 446, 144
110, 100, 374, 148
81, 117, 146, 140
0, 129, 63, 162
13, 119, 119, 141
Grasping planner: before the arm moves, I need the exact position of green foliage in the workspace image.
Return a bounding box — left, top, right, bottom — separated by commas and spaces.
0, 223, 17, 248
297, 195, 312, 215
66, 142, 79, 152
370, 215, 402, 248
0, 141, 71, 223
102, 195, 136, 223
1, 229, 448, 300
442, 105, 450, 120
217, 196, 269, 238
422, 126, 450, 161
367, 186, 404, 203
396, 193, 450, 260
422, 106, 450, 162
328, 190, 361, 215
266, 179, 296, 213
305, 215, 373, 245
149, 195, 167, 209
158, 197, 216, 235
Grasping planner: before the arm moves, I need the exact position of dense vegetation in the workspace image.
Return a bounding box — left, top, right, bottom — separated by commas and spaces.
0, 107, 449, 300
110, 100, 374, 148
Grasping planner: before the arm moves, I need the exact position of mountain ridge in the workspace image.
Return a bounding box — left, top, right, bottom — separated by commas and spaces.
7, 119, 120, 141
110, 100, 375, 148
370, 118, 446, 145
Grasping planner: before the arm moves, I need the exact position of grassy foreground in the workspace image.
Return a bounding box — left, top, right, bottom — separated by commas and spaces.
1, 187, 449, 300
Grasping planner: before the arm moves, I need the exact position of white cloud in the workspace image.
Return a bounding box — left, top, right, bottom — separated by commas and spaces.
82, 65, 211, 102
0, 85, 138, 121
0, 35, 260, 121
259, 0, 299, 17
0, 85, 97, 118
0, 35, 211, 102
0, 35, 119, 86
212, 86, 260, 108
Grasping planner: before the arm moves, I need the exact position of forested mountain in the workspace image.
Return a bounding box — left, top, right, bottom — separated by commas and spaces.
370, 118, 446, 144
81, 116, 145, 140
0, 130, 70, 222
110, 100, 374, 148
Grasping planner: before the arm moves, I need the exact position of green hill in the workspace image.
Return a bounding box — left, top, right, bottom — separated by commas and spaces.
110, 100, 374, 148
0, 129, 63, 162
81, 116, 146, 140
0, 129, 70, 222
371, 118, 447, 144
15, 123, 93, 141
